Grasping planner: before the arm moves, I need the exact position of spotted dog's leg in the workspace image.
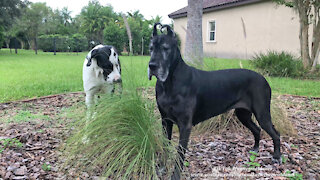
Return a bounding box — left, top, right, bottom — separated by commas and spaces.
83, 92, 95, 144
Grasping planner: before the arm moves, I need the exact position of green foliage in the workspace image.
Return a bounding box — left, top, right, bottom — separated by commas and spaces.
103, 21, 126, 53
41, 163, 51, 171
63, 90, 178, 179
282, 155, 288, 164
125, 11, 153, 55
245, 151, 261, 168
285, 170, 303, 180
0, 27, 4, 49
272, 0, 294, 8
0, 138, 23, 153
0, 0, 26, 28
38, 34, 87, 52
68, 33, 88, 52
4, 110, 50, 123
38, 34, 68, 52
80, 1, 117, 44
0, 50, 319, 103
12, 110, 38, 122
184, 161, 190, 167
251, 51, 306, 78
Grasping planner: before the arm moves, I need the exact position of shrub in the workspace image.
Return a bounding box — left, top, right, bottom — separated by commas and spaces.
38, 34, 88, 52
251, 51, 305, 78
63, 91, 178, 179
68, 33, 88, 52
194, 99, 296, 137
104, 22, 126, 54
38, 34, 68, 52
0, 27, 4, 49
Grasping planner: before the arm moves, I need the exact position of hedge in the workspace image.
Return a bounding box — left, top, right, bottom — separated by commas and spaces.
38, 34, 88, 52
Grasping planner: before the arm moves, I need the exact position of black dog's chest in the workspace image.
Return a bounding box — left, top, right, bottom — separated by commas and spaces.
157, 92, 175, 111
156, 90, 180, 117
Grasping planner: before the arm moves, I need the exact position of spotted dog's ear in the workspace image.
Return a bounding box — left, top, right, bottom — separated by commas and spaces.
118, 57, 121, 75
86, 49, 98, 66
153, 23, 162, 37
161, 25, 174, 37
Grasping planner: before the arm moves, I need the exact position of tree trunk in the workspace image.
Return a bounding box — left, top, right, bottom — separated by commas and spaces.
5, 41, 9, 49
122, 14, 133, 55
311, 45, 319, 71
310, 2, 320, 71
300, 22, 311, 68
5, 40, 11, 53
184, 0, 203, 67
20, 41, 24, 50
99, 31, 104, 44
141, 37, 144, 55
53, 37, 56, 55
14, 38, 18, 54
26, 37, 31, 50
296, 0, 311, 69
34, 38, 38, 55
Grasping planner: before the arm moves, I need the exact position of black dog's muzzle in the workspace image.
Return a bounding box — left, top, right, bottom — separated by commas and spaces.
148, 62, 158, 80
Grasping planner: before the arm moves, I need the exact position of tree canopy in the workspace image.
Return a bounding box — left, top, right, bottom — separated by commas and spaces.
0, 0, 164, 55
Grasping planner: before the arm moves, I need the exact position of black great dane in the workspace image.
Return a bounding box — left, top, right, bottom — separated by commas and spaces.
148, 23, 281, 180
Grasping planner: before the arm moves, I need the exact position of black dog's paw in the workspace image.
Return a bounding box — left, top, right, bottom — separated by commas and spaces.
156, 166, 167, 178
171, 173, 180, 180
171, 167, 181, 180
250, 147, 259, 153
272, 157, 281, 164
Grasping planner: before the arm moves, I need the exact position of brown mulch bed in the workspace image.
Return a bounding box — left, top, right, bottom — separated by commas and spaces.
0, 92, 319, 179
0, 93, 84, 179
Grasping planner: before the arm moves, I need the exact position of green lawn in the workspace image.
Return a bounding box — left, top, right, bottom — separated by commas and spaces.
0, 48, 319, 103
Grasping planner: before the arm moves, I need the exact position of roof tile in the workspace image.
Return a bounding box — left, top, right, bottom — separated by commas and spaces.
168, 0, 264, 18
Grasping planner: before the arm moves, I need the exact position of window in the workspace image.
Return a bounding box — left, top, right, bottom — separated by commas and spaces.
208, 21, 216, 42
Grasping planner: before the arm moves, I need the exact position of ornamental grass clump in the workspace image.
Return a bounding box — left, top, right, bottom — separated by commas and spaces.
63, 90, 178, 179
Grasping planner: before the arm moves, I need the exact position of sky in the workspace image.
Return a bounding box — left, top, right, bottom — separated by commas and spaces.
28, 0, 188, 24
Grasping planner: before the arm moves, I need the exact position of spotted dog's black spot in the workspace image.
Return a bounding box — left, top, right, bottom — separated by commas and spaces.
89, 46, 115, 80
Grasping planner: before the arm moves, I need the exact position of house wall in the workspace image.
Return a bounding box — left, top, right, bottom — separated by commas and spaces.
173, 1, 302, 59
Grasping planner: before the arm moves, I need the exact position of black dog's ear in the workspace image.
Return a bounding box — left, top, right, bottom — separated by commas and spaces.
86, 49, 98, 66
161, 25, 174, 37
153, 23, 162, 37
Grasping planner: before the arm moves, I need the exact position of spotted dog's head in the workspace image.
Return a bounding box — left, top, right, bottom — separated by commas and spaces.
86, 45, 121, 84
148, 23, 181, 82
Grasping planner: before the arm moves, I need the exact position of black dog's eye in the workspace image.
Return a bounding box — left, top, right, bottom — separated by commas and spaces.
162, 46, 170, 51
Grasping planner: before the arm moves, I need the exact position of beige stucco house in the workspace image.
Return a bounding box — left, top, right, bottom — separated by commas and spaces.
168, 0, 305, 60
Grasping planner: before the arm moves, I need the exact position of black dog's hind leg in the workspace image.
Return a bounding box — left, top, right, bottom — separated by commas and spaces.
255, 111, 281, 161
235, 108, 261, 152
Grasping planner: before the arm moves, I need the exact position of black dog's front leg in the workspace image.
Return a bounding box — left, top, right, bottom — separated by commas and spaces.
171, 122, 192, 180
162, 119, 173, 140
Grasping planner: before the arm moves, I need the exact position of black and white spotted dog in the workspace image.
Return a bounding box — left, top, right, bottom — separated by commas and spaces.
83, 45, 122, 107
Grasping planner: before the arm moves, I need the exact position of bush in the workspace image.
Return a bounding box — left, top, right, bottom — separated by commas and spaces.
38, 34, 88, 52
68, 33, 88, 52
251, 51, 305, 78
104, 22, 126, 54
0, 27, 4, 49
63, 91, 178, 179
193, 99, 296, 137
38, 34, 68, 52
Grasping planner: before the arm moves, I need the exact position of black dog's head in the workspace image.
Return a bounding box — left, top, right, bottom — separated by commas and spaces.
86, 45, 121, 83
148, 23, 181, 82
